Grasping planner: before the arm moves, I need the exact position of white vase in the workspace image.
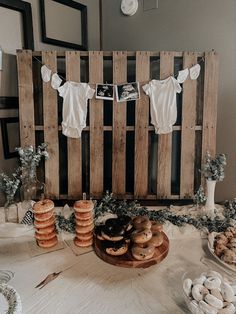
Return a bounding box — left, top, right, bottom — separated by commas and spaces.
205, 179, 216, 212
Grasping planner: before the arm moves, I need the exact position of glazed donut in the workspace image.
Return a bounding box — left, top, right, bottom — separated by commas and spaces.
75, 211, 93, 221
37, 236, 58, 248
192, 284, 209, 302
215, 234, 228, 246
76, 231, 93, 241
74, 236, 93, 247
34, 216, 55, 229
117, 215, 133, 231
76, 218, 93, 227
34, 210, 54, 222
210, 289, 223, 302
94, 225, 105, 240
204, 277, 221, 290
101, 219, 125, 242
35, 231, 57, 241
221, 282, 235, 303
131, 243, 155, 260
221, 249, 236, 264
218, 303, 236, 314
224, 231, 234, 240
74, 200, 94, 213
226, 227, 236, 236
207, 270, 222, 281
146, 231, 163, 247
192, 275, 207, 286
35, 225, 55, 235
199, 300, 217, 314
133, 216, 151, 230
104, 240, 128, 256
214, 244, 228, 257
33, 199, 54, 214
205, 293, 223, 309
183, 278, 192, 297
151, 221, 163, 233
76, 223, 94, 234
131, 228, 152, 244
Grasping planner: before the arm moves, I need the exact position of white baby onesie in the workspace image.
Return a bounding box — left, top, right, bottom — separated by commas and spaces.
58, 81, 95, 138
143, 76, 182, 134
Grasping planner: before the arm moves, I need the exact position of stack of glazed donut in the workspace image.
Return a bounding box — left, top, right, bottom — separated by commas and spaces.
183, 270, 236, 314
73, 200, 94, 247
95, 215, 164, 261
131, 216, 163, 261
95, 215, 133, 256
33, 199, 58, 248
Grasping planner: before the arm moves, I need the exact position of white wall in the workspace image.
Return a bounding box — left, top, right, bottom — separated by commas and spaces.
101, 0, 236, 202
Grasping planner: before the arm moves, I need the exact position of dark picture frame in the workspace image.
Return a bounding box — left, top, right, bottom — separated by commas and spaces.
0, 0, 34, 50
0, 97, 19, 110
0, 117, 20, 159
40, 0, 88, 50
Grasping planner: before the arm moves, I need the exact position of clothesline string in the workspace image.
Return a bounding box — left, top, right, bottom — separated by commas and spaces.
33, 55, 205, 84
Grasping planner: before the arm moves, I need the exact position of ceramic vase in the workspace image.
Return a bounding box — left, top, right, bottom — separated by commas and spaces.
205, 179, 216, 213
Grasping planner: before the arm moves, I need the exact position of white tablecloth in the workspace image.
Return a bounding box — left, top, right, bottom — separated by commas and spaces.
0, 223, 212, 314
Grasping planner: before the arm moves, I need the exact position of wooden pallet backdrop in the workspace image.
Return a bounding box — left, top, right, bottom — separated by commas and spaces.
16, 50, 219, 201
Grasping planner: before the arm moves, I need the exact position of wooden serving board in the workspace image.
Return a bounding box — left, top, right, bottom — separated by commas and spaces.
94, 232, 169, 268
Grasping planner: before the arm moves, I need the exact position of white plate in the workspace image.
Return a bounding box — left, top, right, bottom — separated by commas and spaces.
208, 232, 236, 272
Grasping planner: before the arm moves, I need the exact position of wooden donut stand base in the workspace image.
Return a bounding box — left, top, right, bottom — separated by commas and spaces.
94, 232, 169, 268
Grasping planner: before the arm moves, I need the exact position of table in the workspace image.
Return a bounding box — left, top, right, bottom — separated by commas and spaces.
0, 222, 210, 314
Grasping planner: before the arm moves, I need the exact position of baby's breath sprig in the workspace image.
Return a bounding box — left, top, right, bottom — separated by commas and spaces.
202, 151, 226, 181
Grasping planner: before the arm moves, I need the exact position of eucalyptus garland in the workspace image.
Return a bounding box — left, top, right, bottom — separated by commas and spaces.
55, 213, 76, 233
50, 194, 236, 234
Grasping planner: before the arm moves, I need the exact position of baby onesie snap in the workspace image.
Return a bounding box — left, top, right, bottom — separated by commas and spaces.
41, 65, 51, 82
58, 81, 95, 138
143, 76, 182, 134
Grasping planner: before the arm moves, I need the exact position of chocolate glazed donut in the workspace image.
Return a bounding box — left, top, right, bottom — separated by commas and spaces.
101, 219, 125, 241
102, 240, 128, 256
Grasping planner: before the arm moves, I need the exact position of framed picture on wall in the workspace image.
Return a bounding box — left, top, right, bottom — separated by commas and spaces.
0, 117, 19, 159
0, 0, 34, 50
116, 82, 140, 102
40, 0, 88, 50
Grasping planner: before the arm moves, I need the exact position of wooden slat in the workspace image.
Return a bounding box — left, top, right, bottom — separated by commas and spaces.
42, 51, 59, 198
112, 52, 127, 196
134, 51, 150, 197
157, 52, 174, 198
180, 52, 198, 198
89, 51, 103, 197
202, 51, 219, 168
65, 51, 82, 198
33, 51, 205, 58
17, 50, 35, 147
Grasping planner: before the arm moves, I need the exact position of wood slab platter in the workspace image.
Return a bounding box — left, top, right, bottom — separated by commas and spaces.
94, 232, 169, 268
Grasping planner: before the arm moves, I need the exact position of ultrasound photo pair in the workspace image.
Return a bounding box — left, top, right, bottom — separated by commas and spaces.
96, 83, 140, 102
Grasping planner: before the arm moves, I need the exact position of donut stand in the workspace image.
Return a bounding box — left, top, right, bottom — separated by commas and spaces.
94, 217, 169, 268
73, 198, 94, 247
33, 199, 58, 248
94, 232, 169, 268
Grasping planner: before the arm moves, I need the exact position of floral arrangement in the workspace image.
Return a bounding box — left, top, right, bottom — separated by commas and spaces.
0, 169, 21, 207
0, 143, 49, 207
202, 151, 226, 181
